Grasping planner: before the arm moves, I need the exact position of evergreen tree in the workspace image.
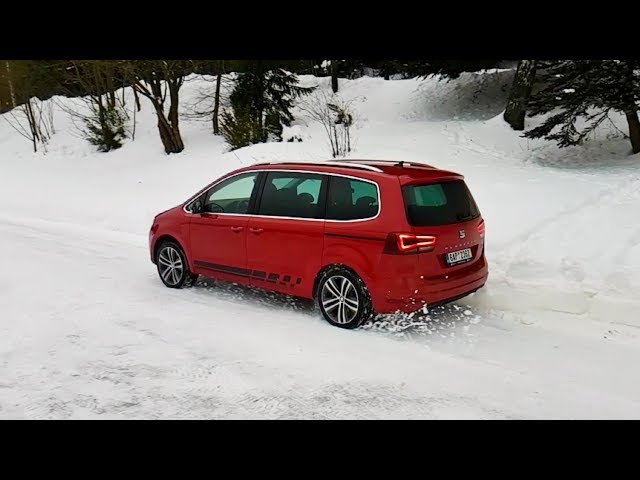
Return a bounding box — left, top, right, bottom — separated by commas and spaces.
222, 64, 315, 149
524, 60, 640, 154
61, 61, 128, 152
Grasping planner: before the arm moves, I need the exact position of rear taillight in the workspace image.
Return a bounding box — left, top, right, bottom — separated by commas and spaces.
384, 233, 437, 254
477, 219, 485, 237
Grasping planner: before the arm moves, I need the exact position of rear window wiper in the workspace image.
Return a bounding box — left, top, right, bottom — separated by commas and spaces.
456, 213, 474, 221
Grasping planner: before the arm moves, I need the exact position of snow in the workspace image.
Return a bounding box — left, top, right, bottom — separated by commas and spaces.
1, 72, 640, 418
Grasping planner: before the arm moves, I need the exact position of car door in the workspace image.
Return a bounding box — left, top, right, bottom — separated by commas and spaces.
246, 171, 327, 298
189, 171, 259, 285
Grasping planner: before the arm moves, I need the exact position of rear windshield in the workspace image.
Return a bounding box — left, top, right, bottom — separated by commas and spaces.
402, 180, 480, 226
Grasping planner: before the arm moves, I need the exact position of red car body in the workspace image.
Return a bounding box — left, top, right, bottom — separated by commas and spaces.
149, 160, 488, 315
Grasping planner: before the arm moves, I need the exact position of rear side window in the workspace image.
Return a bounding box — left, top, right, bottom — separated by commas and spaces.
258, 171, 326, 219
326, 177, 379, 221
403, 180, 480, 226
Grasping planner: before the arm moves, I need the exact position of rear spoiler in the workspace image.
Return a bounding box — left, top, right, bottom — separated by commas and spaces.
399, 174, 464, 186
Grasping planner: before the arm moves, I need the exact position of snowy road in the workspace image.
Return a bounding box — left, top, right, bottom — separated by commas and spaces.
2, 214, 640, 419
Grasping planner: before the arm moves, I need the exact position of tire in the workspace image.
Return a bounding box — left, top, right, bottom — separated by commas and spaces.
155, 240, 198, 289
315, 266, 373, 329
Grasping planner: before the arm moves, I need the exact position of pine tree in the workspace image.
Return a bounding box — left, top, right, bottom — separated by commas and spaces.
222, 64, 315, 149
524, 60, 640, 154
60, 61, 128, 152
263, 68, 315, 138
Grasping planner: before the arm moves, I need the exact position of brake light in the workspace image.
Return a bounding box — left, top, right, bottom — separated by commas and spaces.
477, 219, 485, 237
384, 233, 437, 254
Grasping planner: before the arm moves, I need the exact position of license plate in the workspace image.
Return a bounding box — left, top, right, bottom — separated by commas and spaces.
446, 248, 473, 265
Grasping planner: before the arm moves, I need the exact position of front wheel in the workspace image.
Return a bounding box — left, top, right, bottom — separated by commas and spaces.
316, 267, 373, 329
156, 241, 197, 289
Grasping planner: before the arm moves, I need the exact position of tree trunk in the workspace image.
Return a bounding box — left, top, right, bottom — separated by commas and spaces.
133, 87, 141, 112
163, 102, 183, 152
346, 125, 351, 152
138, 84, 184, 154
132, 98, 136, 141
626, 110, 640, 154
504, 60, 537, 131
167, 79, 180, 132
331, 60, 338, 93
213, 73, 222, 135
5, 61, 16, 108
98, 99, 107, 147
105, 67, 116, 109
161, 80, 184, 154
130, 74, 184, 154
108, 89, 116, 109
24, 100, 39, 152
153, 101, 184, 154
382, 62, 390, 81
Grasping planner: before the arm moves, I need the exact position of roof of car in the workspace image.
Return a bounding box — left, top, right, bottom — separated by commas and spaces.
250, 160, 464, 183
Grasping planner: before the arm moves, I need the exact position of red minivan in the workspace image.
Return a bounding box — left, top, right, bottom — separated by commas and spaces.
149, 160, 488, 328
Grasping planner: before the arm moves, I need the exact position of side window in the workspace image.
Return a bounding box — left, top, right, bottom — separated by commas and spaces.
271, 178, 291, 189
258, 172, 326, 219
202, 172, 258, 214
326, 177, 379, 221
296, 178, 323, 203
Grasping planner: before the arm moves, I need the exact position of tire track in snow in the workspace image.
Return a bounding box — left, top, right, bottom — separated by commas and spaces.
0, 213, 147, 250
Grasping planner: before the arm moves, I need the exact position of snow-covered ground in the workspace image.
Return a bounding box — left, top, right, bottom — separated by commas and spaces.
1, 71, 640, 419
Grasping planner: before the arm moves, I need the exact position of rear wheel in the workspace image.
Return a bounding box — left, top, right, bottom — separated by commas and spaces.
156, 241, 197, 289
316, 267, 373, 329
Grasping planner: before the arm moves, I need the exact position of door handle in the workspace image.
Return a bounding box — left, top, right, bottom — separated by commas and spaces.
230, 226, 244, 233
249, 227, 264, 234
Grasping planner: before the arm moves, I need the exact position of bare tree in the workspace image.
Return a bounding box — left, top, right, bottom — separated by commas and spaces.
300, 89, 357, 158
4, 98, 54, 152
2, 61, 54, 152
182, 72, 233, 135
123, 60, 190, 154
182, 61, 231, 136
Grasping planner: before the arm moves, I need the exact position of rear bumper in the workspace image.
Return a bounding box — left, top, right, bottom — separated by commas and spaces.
372, 254, 488, 314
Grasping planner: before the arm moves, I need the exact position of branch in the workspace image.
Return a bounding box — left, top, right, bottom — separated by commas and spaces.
3, 111, 32, 140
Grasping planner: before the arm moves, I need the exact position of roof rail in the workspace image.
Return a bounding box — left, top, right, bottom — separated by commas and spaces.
254, 160, 383, 173
338, 159, 434, 168
323, 161, 383, 172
